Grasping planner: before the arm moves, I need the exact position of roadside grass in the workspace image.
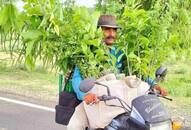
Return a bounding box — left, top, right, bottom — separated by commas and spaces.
1, 51, 191, 100
0, 51, 191, 107
0, 52, 59, 101
162, 60, 191, 97
160, 60, 191, 127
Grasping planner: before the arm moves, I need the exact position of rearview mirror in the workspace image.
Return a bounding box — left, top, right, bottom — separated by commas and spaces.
79, 79, 111, 96
79, 78, 95, 93
155, 66, 167, 82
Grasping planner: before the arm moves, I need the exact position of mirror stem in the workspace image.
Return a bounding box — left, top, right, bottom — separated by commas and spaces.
94, 81, 111, 96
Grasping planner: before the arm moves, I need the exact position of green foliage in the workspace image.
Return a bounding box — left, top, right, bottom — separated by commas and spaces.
0, 2, 19, 31
12, 1, 113, 78
95, 0, 191, 78
0, 0, 191, 79
118, 8, 155, 78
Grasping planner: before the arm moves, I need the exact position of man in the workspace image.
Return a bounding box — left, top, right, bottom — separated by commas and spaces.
67, 15, 168, 130
82, 15, 168, 104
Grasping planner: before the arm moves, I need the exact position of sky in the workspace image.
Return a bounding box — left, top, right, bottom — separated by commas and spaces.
76, 0, 96, 7
16, 0, 96, 11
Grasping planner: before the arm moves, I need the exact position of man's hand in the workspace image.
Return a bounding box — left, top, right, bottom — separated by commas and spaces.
154, 85, 168, 96
84, 93, 99, 105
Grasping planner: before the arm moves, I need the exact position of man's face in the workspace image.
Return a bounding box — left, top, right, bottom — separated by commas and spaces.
101, 27, 117, 46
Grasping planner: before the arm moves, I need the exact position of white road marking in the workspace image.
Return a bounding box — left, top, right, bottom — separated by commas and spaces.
0, 96, 55, 112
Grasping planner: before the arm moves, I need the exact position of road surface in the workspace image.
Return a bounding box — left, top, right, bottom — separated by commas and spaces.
0, 97, 66, 130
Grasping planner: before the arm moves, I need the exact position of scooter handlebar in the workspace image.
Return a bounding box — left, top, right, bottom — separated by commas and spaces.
98, 95, 117, 101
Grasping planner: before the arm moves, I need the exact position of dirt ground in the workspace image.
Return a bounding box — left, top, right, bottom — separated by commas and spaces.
162, 97, 191, 129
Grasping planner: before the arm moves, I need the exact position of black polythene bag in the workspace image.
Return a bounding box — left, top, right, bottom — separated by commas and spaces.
55, 91, 81, 125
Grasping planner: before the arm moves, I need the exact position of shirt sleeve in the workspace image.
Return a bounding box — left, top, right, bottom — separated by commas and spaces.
145, 77, 157, 87
72, 66, 86, 100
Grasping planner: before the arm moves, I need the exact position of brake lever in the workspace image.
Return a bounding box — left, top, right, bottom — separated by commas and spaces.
148, 91, 173, 101
158, 95, 173, 101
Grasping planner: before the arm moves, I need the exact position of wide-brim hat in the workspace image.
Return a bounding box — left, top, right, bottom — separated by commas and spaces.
97, 15, 121, 29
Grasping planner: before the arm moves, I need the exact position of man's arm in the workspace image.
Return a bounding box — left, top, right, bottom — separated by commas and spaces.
145, 77, 168, 96
72, 66, 86, 100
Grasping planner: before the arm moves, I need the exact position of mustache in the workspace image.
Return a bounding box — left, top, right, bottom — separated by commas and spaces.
106, 36, 116, 39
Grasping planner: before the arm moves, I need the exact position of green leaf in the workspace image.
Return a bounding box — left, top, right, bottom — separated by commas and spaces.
81, 43, 88, 55
21, 30, 42, 41
26, 40, 35, 56
25, 55, 35, 71
139, 36, 150, 46
117, 53, 124, 63
0, 3, 19, 31
49, 0, 55, 8
109, 54, 117, 66
54, 25, 60, 35
128, 52, 137, 59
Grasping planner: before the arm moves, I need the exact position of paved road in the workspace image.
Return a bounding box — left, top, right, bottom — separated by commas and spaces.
1, 97, 190, 130
0, 98, 66, 130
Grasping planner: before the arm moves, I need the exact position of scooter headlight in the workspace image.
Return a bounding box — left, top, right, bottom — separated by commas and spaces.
150, 121, 172, 130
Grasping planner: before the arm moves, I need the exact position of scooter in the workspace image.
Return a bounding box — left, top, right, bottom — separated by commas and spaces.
80, 66, 182, 130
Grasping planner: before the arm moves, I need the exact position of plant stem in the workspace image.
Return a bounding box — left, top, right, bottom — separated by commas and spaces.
12, 33, 20, 53
126, 42, 132, 75
3, 32, 7, 52
9, 31, 13, 59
